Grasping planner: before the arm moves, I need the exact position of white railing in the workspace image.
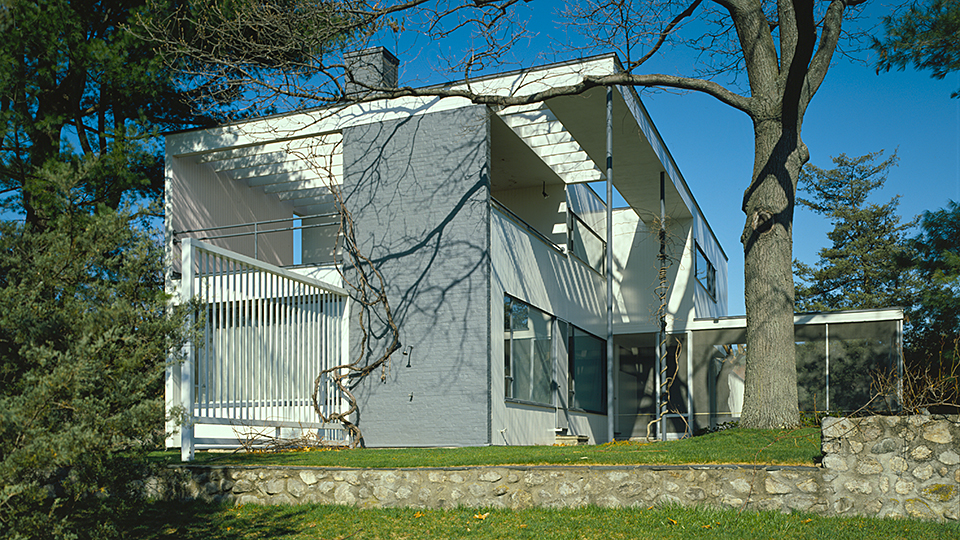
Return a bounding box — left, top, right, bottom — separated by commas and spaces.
168, 239, 350, 460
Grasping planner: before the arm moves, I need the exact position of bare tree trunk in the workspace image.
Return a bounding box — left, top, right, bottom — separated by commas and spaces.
739, 118, 807, 429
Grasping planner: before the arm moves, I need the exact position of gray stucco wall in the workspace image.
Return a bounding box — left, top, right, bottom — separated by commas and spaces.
341, 105, 491, 447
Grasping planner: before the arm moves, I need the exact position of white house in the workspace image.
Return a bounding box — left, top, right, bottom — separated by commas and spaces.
164, 50, 901, 458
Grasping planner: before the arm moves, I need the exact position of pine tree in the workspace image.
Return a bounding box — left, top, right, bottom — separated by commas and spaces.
0, 163, 190, 539
794, 151, 917, 312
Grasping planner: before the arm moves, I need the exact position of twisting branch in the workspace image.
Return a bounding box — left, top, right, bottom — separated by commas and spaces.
288, 141, 402, 447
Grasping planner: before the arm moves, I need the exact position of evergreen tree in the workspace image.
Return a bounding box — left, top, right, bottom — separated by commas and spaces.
908, 200, 960, 361
0, 0, 216, 228
874, 0, 960, 98
794, 151, 917, 311
0, 163, 191, 539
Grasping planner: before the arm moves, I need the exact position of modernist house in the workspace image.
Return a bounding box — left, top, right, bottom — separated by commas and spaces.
164, 50, 903, 457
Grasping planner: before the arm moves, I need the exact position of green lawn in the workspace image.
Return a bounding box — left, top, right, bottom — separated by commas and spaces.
151, 426, 823, 467
126, 500, 960, 540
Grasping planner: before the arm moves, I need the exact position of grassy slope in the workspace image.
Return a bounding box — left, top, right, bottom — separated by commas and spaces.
152, 427, 823, 467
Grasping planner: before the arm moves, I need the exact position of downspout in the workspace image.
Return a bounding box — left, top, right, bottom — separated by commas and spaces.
606, 86, 615, 442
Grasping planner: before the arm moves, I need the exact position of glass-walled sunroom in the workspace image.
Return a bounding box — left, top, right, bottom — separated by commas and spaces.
687, 310, 903, 431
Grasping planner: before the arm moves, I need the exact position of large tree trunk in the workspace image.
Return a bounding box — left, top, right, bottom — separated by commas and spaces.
738, 118, 807, 429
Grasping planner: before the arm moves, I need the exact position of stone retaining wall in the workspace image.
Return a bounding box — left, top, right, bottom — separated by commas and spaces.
158, 415, 959, 521
820, 415, 959, 520
159, 463, 827, 514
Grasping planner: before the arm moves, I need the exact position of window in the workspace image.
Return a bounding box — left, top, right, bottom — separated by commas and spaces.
569, 212, 605, 273
568, 326, 607, 414
695, 244, 717, 300
504, 296, 553, 405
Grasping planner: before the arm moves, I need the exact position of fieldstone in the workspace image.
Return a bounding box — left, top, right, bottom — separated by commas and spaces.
879, 476, 889, 494
721, 494, 743, 507
468, 484, 485, 497
757, 499, 782, 511
939, 450, 960, 466
785, 494, 818, 511
921, 484, 957, 503
914, 464, 934, 481
858, 424, 882, 443
396, 486, 413, 499
797, 479, 819, 493
905, 498, 937, 519
317, 481, 335, 494
731, 478, 752, 494
912, 445, 933, 460
844, 480, 873, 495
921, 421, 953, 444
685, 487, 705, 501
822, 417, 853, 439
264, 478, 286, 495
524, 472, 547, 486
822, 440, 842, 454
559, 482, 580, 497
479, 471, 502, 482
334, 484, 355, 505
863, 498, 883, 515
606, 471, 630, 482
822, 455, 849, 471
372, 485, 394, 501
299, 470, 318, 485
267, 493, 296, 506
660, 493, 682, 505
510, 489, 532, 508
428, 472, 443, 483
765, 478, 792, 494
617, 482, 644, 498
665, 481, 680, 493
871, 438, 899, 455
857, 457, 884, 475
895, 480, 915, 495
847, 440, 864, 454
287, 477, 308, 498
237, 494, 261, 505
379, 471, 399, 484
890, 456, 909, 473
493, 486, 508, 496
449, 473, 465, 484
833, 497, 853, 513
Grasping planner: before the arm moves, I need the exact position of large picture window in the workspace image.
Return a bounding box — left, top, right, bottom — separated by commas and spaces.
569, 326, 606, 414
504, 296, 553, 405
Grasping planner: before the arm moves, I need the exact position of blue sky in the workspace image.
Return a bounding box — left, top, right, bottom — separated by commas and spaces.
382, 2, 960, 315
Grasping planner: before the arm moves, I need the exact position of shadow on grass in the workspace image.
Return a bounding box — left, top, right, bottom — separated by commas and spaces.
123, 501, 311, 540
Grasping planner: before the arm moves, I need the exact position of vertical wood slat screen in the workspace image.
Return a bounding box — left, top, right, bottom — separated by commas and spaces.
176, 239, 348, 457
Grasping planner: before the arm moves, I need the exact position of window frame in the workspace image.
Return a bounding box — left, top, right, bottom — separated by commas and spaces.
503, 295, 555, 408
565, 324, 608, 415
695, 243, 717, 301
